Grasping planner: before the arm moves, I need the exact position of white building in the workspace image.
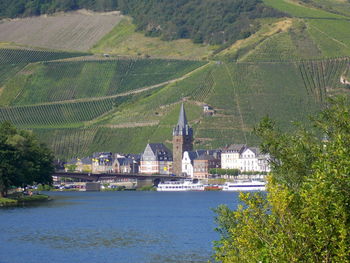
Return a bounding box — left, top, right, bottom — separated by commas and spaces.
182, 150, 207, 177
221, 145, 270, 173
221, 144, 246, 170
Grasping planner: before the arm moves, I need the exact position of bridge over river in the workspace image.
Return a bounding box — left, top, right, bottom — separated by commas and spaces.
53, 171, 187, 186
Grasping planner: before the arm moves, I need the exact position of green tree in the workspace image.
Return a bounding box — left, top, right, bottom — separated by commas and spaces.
0, 121, 54, 197
214, 97, 350, 262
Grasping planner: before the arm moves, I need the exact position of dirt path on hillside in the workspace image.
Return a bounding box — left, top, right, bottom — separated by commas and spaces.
309, 24, 348, 48
105, 121, 160, 128
223, 63, 247, 144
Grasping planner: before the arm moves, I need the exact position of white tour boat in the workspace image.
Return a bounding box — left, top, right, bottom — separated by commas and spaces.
222, 180, 266, 191
157, 179, 205, 192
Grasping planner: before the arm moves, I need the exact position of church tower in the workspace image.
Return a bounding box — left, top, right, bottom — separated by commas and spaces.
172, 103, 193, 175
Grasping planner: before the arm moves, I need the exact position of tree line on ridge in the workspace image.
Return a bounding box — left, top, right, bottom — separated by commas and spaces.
0, 0, 286, 46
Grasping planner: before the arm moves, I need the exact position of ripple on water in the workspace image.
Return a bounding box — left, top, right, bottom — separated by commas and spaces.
149, 251, 210, 263
12, 228, 163, 249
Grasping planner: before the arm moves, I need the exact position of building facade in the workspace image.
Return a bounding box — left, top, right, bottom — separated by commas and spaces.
221, 144, 246, 170
172, 103, 193, 175
193, 151, 221, 179
114, 157, 139, 174
92, 152, 114, 173
182, 150, 207, 177
140, 143, 173, 175
221, 145, 271, 173
65, 157, 92, 173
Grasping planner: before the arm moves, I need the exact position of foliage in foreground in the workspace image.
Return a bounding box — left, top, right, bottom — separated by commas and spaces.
214, 97, 350, 262
0, 121, 54, 197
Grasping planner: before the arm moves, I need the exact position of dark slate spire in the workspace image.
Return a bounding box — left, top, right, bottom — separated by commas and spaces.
173, 103, 193, 136
178, 103, 187, 128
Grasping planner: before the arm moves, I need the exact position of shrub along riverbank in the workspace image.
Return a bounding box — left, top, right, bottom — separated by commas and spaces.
0, 193, 50, 207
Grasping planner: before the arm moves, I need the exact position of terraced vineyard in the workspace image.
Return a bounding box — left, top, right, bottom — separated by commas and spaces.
33, 128, 99, 158
298, 58, 350, 103
0, 58, 205, 106
0, 96, 129, 127
1, 56, 345, 159
0, 48, 88, 64
0, 48, 89, 94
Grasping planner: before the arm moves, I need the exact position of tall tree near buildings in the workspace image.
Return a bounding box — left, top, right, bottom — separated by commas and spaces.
214, 97, 350, 262
0, 121, 54, 197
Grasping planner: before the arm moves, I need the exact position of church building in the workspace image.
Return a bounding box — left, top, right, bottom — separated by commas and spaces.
172, 103, 193, 175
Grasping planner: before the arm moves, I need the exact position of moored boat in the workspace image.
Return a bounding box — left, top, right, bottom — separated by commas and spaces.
222, 180, 266, 191
157, 179, 205, 191
204, 185, 223, 191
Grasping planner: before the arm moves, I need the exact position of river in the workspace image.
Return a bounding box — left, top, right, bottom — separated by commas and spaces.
0, 191, 240, 263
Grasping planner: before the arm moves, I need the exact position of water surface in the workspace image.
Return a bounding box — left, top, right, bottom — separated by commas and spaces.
0, 191, 240, 263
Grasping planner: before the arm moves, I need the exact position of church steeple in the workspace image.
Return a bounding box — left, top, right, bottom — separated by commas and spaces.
173, 103, 193, 136
172, 103, 193, 175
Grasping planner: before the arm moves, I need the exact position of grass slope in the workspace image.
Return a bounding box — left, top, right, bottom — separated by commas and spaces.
91, 18, 215, 60
306, 0, 350, 17
217, 0, 350, 61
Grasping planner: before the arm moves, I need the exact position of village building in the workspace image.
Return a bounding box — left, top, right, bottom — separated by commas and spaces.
221, 144, 247, 170
221, 144, 270, 173
172, 103, 193, 175
139, 143, 173, 175
239, 147, 270, 172
92, 152, 114, 174
192, 150, 221, 179
65, 157, 92, 173
113, 154, 140, 174
182, 150, 207, 177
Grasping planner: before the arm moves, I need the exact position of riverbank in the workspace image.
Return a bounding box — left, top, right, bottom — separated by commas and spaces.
0, 193, 50, 207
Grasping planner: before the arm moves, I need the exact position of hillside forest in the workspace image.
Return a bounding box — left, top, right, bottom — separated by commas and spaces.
0, 0, 285, 45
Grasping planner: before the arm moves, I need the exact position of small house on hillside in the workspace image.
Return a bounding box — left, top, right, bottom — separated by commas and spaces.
203, 104, 215, 116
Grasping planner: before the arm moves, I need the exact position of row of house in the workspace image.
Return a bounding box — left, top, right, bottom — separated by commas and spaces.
66, 143, 269, 179
65, 152, 140, 174
65, 104, 270, 178
180, 144, 270, 178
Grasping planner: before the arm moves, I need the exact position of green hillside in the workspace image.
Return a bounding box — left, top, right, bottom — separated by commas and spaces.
215, 0, 350, 61
0, 57, 205, 106
0, 2, 350, 159
2, 56, 345, 159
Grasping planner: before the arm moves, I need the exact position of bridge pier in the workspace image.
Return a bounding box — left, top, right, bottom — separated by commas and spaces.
136, 178, 154, 188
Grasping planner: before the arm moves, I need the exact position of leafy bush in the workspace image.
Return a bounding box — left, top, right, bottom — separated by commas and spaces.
214, 97, 350, 262
209, 168, 240, 176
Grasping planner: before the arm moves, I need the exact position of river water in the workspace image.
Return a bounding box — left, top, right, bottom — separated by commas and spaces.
0, 191, 240, 263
